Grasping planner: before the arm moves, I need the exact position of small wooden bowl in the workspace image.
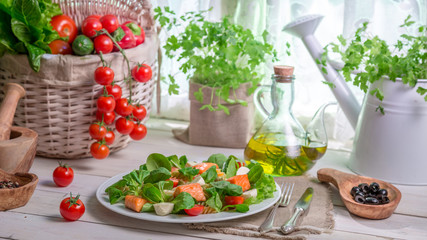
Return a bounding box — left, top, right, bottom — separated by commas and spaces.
0, 168, 38, 211
317, 168, 401, 219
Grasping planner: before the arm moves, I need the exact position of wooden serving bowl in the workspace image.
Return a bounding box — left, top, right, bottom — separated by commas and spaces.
0, 168, 38, 211
317, 168, 401, 219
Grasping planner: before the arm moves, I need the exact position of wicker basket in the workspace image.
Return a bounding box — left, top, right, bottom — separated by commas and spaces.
0, 0, 158, 159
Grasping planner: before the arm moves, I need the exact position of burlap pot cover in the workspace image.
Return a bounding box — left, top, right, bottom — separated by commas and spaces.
173, 82, 254, 148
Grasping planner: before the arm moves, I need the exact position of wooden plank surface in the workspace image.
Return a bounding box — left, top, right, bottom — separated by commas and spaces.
2, 129, 427, 240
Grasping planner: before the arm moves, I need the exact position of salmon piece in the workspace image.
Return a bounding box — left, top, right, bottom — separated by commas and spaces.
227, 174, 251, 192
193, 162, 219, 174
125, 195, 148, 212
174, 183, 206, 201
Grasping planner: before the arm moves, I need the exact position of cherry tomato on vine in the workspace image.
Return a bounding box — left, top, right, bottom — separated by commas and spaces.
104, 130, 115, 145
94, 34, 113, 54
96, 111, 116, 125
132, 64, 152, 83
224, 196, 244, 206
94, 66, 114, 85
184, 205, 204, 216
88, 123, 107, 140
129, 123, 147, 140
115, 117, 134, 135
106, 84, 122, 101
82, 17, 103, 38
97, 96, 116, 113
113, 25, 135, 51
53, 162, 74, 187
100, 15, 119, 33
90, 142, 110, 159
50, 15, 77, 43
132, 105, 147, 121
115, 98, 133, 116
60, 193, 85, 221
48, 40, 72, 55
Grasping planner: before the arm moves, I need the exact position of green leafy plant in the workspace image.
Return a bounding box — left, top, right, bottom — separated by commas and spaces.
320, 15, 427, 114
0, 0, 62, 72
154, 7, 278, 114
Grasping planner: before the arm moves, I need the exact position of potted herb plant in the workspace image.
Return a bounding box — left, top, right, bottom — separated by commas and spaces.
155, 7, 277, 148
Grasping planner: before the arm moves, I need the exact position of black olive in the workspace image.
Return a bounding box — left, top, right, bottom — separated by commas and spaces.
350, 186, 361, 197
358, 183, 370, 193
354, 194, 365, 204
365, 197, 380, 205
377, 189, 388, 196
369, 182, 380, 193
381, 196, 390, 204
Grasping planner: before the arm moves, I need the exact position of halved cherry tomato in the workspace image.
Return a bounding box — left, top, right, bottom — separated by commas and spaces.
50, 15, 77, 43
48, 40, 72, 55
236, 160, 245, 168
168, 176, 179, 188
104, 130, 115, 145
115, 98, 133, 116
90, 142, 110, 159
132, 105, 146, 121
94, 34, 113, 54
129, 123, 146, 140
82, 17, 103, 38
60, 193, 85, 221
106, 84, 122, 101
89, 123, 107, 140
132, 64, 152, 83
96, 111, 115, 125
115, 117, 134, 135
97, 96, 116, 113
184, 205, 204, 216
100, 15, 119, 33
53, 162, 74, 187
94, 66, 114, 85
224, 196, 244, 206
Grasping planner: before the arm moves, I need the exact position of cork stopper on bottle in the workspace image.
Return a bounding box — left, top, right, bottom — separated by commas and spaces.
274, 65, 294, 76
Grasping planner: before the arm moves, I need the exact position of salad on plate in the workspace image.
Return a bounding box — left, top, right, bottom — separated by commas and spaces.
105, 153, 277, 216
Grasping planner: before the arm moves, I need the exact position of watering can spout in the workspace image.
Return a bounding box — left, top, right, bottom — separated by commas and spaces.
283, 15, 361, 129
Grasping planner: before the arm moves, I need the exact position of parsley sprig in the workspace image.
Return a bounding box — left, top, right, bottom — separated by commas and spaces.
320, 15, 427, 114
154, 7, 277, 114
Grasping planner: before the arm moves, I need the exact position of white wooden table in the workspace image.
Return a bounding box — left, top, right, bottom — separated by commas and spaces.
1, 129, 427, 240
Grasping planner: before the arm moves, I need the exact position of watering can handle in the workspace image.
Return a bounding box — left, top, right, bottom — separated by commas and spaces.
254, 85, 271, 119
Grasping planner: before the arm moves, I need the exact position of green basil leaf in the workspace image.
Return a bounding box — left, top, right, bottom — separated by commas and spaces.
178, 167, 199, 180
225, 183, 243, 196
206, 192, 222, 212
223, 156, 238, 179
207, 153, 227, 169
141, 202, 154, 212
247, 163, 264, 184
210, 180, 229, 189
143, 167, 171, 184
200, 166, 217, 183
171, 192, 195, 213
106, 187, 125, 204
168, 155, 181, 169
11, 18, 32, 43
146, 153, 172, 171
105, 179, 127, 193
142, 183, 163, 203
179, 155, 188, 168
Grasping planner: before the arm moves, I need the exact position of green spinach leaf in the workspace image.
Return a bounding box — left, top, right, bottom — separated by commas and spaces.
200, 166, 217, 183
207, 153, 227, 169
141, 202, 154, 212
171, 192, 195, 213
178, 167, 199, 181
106, 187, 125, 204
247, 163, 264, 184
143, 167, 171, 184
142, 183, 164, 203
146, 153, 172, 171
206, 192, 222, 212
221, 204, 250, 213
223, 156, 238, 179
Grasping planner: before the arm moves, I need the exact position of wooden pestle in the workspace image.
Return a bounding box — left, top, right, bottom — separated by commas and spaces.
0, 83, 26, 141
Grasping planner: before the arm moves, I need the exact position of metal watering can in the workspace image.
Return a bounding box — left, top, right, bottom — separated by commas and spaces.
283, 15, 427, 185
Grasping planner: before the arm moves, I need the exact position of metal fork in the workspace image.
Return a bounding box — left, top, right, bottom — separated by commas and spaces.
258, 182, 295, 233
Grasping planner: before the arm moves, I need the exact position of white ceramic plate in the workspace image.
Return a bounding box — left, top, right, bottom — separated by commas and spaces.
96, 171, 281, 223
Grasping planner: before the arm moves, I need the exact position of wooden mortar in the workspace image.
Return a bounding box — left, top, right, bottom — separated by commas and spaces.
0, 83, 38, 173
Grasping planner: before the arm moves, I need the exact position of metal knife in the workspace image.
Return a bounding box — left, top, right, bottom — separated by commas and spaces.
280, 187, 313, 235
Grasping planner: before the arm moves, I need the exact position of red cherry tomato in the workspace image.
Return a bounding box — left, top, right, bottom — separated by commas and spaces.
113, 25, 135, 51
184, 205, 204, 216
96, 111, 116, 125
94, 34, 113, 54
97, 96, 116, 113
82, 17, 103, 38
124, 21, 145, 46
129, 123, 147, 140
60, 193, 85, 221
132, 105, 147, 121
50, 15, 77, 43
100, 14, 119, 33
94, 66, 114, 85
115, 98, 133, 116
90, 142, 110, 159
52, 162, 74, 187
104, 130, 115, 145
168, 176, 179, 187
115, 117, 134, 135
88, 123, 107, 140
48, 40, 72, 55
236, 160, 245, 168
132, 64, 152, 83
224, 196, 245, 206
106, 84, 122, 101
86, 15, 102, 20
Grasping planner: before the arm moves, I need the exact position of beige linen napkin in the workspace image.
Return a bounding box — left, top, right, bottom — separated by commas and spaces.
185, 176, 334, 239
